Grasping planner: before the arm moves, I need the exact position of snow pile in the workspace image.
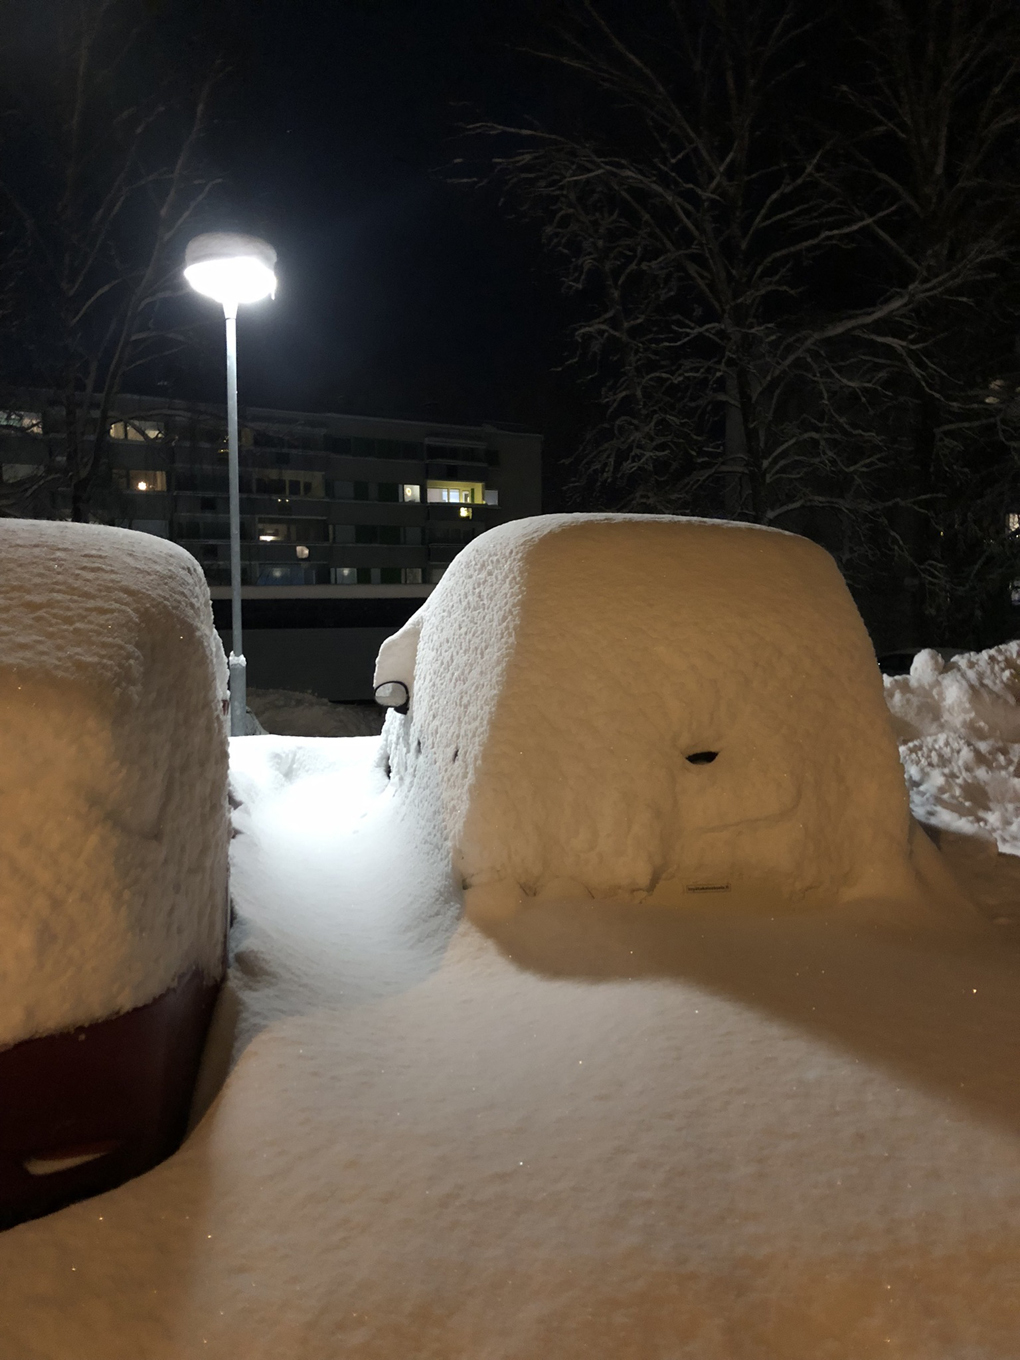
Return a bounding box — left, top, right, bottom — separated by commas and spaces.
0, 521, 230, 1048
378, 514, 935, 917
884, 641, 1020, 854
246, 688, 383, 738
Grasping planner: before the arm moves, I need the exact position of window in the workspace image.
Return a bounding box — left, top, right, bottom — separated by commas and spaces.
255, 476, 287, 497
403, 567, 423, 584
0, 410, 42, 434
429, 521, 475, 545
176, 470, 229, 494
256, 519, 329, 543
135, 471, 166, 493
114, 469, 167, 492
1008, 513, 1020, 535
257, 565, 310, 586
377, 482, 399, 503
285, 473, 325, 498
401, 483, 421, 502
176, 518, 232, 541
131, 519, 169, 538
426, 480, 485, 506
354, 524, 402, 545
109, 419, 164, 442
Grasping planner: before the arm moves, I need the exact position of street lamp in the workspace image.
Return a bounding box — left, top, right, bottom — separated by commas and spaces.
184, 232, 277, 736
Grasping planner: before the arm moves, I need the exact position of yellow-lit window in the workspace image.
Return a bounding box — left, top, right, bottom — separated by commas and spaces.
426, 479, 484, 507
117, 469, 167, 492
1008, 513, 1020, 535
110, 420, 164, 442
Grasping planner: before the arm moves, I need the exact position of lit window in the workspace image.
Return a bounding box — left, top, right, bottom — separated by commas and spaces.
0, 410, 42, 434
458, 505, 471, 518
259, 533, 277, 542
295, 544, 309, 559
401, 484, 421, 503
426, 479, 484, 505
114, 468, 166, 492
1008, 513, 1020, 535
1012, 580, 1020, 607
135, 470, 166, 492
110, 420, 164, 442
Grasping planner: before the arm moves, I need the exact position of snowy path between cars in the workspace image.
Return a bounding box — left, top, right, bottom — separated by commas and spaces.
4, 735, 1020, 1357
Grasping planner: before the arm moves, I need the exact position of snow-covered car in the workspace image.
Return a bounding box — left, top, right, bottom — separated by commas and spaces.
0, 521, 230, 1228
375, 513, 949, 920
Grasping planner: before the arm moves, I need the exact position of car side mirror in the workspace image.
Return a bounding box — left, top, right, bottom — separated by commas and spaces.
374, 681, 410, 715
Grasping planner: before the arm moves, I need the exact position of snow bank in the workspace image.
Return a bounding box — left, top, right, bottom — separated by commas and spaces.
378, 514, 931, 916
246, 688, 383, 738
0, 521, 230, 1048
884, 641, 1020, 854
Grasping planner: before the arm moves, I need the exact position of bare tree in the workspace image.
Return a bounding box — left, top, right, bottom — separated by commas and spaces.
833, 0, 1020, 639
471, 0, 1019, 592
0, 0, 224, 521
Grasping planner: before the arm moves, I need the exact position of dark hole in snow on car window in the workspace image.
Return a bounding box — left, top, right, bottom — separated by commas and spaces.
686, 751, 718, 765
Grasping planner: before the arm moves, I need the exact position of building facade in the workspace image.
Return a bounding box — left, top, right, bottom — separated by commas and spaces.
0, 394, 543, 697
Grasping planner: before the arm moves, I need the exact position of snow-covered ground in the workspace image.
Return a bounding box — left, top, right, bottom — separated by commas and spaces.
2, 692, 1020, 1356
5, 503, 1020, 1360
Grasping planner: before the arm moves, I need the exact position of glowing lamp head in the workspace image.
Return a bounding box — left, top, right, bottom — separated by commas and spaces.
184, 232, 277, 311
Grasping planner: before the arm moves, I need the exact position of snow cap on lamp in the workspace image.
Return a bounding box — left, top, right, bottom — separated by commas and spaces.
184, 232, 277, 308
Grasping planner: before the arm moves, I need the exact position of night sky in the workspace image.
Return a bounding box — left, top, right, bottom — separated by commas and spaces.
188, 0, 589, 506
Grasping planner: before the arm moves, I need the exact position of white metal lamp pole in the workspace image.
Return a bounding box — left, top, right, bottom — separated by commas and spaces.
184, 232, 277, 736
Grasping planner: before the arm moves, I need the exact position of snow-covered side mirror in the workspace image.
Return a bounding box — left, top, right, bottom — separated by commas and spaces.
373, 612, 422, 719
374, 681, 410, 715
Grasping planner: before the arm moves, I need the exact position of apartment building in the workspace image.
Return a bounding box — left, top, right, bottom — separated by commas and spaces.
0, 394, 543, 696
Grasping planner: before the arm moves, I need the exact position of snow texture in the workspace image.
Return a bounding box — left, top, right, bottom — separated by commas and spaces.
1, 732, 1019, 1359
884, 640, 1020, 855
0, 520, 230, 1048
377, 514, 938, 918
246, 688, 384, 738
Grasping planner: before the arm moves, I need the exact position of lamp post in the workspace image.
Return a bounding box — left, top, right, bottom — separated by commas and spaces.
184, 232, 277, 736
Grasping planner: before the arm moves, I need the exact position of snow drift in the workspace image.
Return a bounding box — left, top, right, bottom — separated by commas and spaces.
377, 514, 937, 917
885, 641, 1020, 855
0, 521, 230, 1048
